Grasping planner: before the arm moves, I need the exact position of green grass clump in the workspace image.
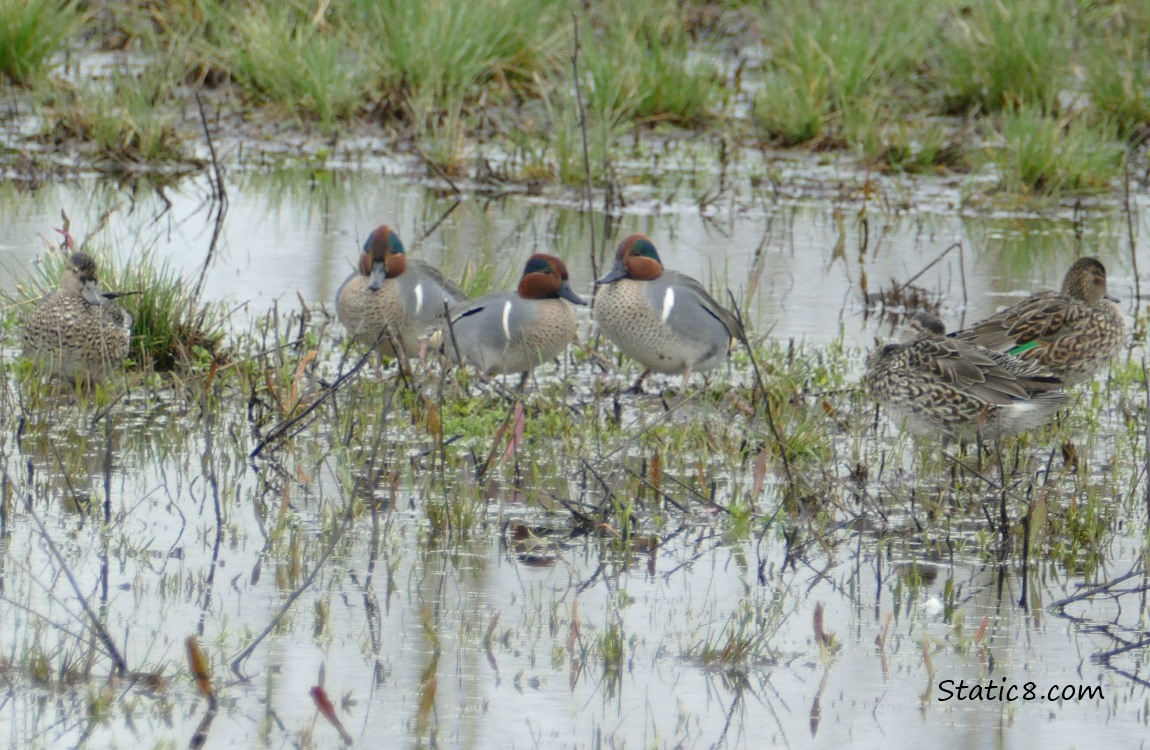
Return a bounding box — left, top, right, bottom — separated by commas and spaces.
988, 107, 1126, 196
753, 69, 829, 146
685, 585, 792, 672
874, 119, 966, 173
752, 0, 932, 148
47, 67, 189, 165
1082, 36, 1150, 138
214, 3, 371, 128
0, 0, 83, 85
346, 0, 567, 107
353, 0, 567, 175
503, 0, 718, 184
580, 0, 717, 125
506, 92, 625, 185
100, 249, 226, 372
932, 0, 1069, 114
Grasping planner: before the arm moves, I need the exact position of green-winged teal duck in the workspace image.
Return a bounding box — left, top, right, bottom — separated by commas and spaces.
593, 234, 743, 390
21, 252, 132, 383
444, 254, 586, 380
336, 225, 468, 360
865, 312, 1068, 442
950, 257, 1125, 386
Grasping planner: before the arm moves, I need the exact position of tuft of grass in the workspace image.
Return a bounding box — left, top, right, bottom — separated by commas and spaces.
409, 92, 470, 178
1078, 0, 1150, 138
507, 91, 625, 185
752, 69, 829, 146
214, 2, 371, 128
598, 617, 625, 669
875, 118, 967, 173
505, 117, 558, 183
752, 0, 932, 147
0, 0, 83, 86
840, 98, 886, 162
100, 248, 227, 372
932, 0, 1069, 114
579, 0, 717, 125
1082, 35, 1150, 139
987, 106, 1126, 196
687, 592, 786, 669
46, 66, 190, 166
347, 0, 567, 109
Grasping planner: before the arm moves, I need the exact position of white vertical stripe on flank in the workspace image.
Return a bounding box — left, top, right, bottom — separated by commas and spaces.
661, 288, 675, 323
501, 301, 513, 340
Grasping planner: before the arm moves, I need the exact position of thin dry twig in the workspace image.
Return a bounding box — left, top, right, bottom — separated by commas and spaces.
1050, 563, 1145, 609
726, 290, 796, 490
1143, 357, 1150, 525
1124, 147, 1141, 315
888, 241, 965, 308
250, 331, 384, 458
571, 11, 598, 280
192, 92, 229, 305
420, 199, 462, 242
230, 499, 355, 679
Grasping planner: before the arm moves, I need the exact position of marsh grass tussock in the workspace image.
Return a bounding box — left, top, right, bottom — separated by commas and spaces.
46, 66, 193, 167
988, 107, 1126, 196
932, 0, 1069, 115
687, 589, 787, 670
579, 0, 717, 126
220, 3, 371, 129
752, 0, 930, 150
0, 0, 83, 86
1082, 8, 1150, 140
347, 0, 567, 104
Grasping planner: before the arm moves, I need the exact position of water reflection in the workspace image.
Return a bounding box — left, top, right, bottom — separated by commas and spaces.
1, 403, 1146, 747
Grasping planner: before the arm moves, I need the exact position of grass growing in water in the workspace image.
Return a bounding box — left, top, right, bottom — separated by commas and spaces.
0, 0, 83, 85
346, 0, 567, 106
217, 3, 371, 129
47, 66, 191, 166
1082, 35, 1150, 139
580, 0, 717, 125
932, 0, 1070, 114
988, 107, 1126, 196
4, 0, 1150, 207
752, 0, 932, 149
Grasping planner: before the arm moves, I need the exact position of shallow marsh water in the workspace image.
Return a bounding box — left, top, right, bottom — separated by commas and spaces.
0, 160, 1148, 749
1, 164, 1144, 344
